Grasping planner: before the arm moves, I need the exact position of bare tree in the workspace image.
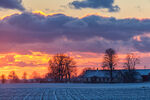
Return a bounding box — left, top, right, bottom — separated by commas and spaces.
123, 53, 140, 82
64, 56, 76, 81
22, 72, 27, 83
48, 54, 76, 82
102, 48, 118, 82
8, 71, 19, 83
1, 74, 6, 84
124, 53, 140, 72
48, 55, 65, 81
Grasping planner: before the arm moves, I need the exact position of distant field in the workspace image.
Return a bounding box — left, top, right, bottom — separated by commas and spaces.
1, 83, 150, 100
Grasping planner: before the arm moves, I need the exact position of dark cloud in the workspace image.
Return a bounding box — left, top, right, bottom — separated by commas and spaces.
1, 12, 150, 43
0, 0, 25, 11
1, 12, 150, 53
133, 36, 150, 52
69, 0, 120, 12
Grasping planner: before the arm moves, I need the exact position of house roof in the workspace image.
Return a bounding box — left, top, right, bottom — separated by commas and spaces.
136, 69, 150, 76
83, 70, 107, 78
83, 70, 118, 78
83, 69, 150, 78
120, 69, 150, 76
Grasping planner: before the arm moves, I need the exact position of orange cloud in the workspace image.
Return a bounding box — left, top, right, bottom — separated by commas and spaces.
0, 52, 51, 79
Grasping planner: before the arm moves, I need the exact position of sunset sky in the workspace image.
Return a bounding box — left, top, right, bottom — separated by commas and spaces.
0, 0, 150, 78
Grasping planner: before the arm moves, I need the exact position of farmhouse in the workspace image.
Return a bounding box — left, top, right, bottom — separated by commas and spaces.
82, 70, 110, 83
82, 70, 124, 83
82, 69, 150, 83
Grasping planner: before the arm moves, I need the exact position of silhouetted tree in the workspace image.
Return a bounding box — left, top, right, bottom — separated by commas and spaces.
64, 56, 76, 81
1, 74, 6, 84
102, 48, 118, 82
22, 72, 27, 83
48, 54, 76, 82
8, 71, 19, 83
124, 53, 140, 72
123, 53, 140, 82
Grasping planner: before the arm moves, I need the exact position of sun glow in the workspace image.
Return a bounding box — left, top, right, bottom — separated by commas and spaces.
32, 11, 63, 17
0, 51, 150, 79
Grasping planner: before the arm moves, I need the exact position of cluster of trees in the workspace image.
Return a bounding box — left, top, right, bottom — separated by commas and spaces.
1, 71, 20, 84
0, 48, 140, 83
45, 48, 140, 83
46, 54, 76, 82
0, 71, 41, 84
102, 48, 140, 82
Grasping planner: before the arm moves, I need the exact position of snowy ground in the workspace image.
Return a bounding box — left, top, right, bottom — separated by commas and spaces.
1, 83, 150, 100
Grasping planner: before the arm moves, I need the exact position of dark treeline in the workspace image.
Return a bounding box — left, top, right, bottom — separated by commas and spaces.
0, 48, 140, 84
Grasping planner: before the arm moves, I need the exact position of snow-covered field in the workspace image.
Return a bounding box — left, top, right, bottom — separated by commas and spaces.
1, 83, 150, 100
